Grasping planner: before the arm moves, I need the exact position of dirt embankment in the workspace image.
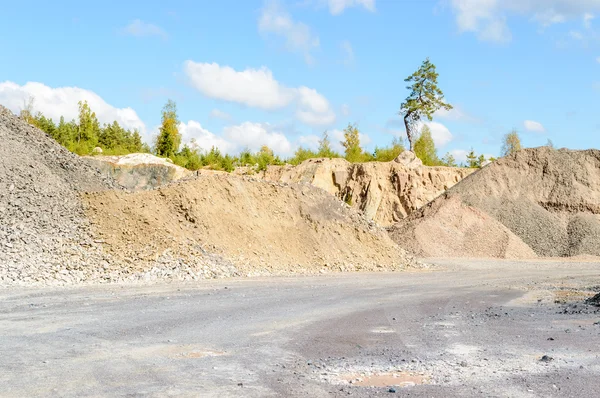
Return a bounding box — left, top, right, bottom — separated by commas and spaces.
389, 147, 600, 259
242, 153, 474, 226
83, 172, 419, 276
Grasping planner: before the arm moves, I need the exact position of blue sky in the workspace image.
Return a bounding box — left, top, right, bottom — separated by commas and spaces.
1, 0, 599, 161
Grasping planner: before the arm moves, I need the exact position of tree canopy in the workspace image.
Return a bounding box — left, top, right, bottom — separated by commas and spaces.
155, 99, 181, 157
413, 125, 440, 166
399, 58, 452, 151
341, 123, 363, 163
501, 129, 522, 157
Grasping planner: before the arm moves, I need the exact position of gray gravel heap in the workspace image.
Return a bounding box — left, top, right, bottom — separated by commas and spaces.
390, 146, 600, 258
0, 105, 117, 285
0, 105, 239, 286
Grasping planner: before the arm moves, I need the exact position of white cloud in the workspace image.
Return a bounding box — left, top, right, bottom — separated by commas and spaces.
184, 61, 295, 110
184, 61, 336, 127
341, 104, 350, 116
532, 9, 567, 26
449, 0, 600, 42
179, 121, 234, 153
449, 149, 469, 163
209, 109, 233, 121
176, 120, 295, 156
340, 40, 355, 65
297, 134, 321, 150
224, 122, 293, 155
434, 105, 475, 122
417, 121, 454, 147
524, 119, 546, 133
259, 0, 320, 65
121, 19, 167, 39
479, 16, 512, 42
326, 0, 376, 15
0, 81, 146, 133
584, 12, 595, 28
569, 30, 584, 40
295, 86, 336, 126
451, 0, 511, 43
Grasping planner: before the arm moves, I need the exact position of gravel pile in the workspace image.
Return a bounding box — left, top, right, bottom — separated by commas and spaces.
389, 147, 600, 258
0, 106, 238, 286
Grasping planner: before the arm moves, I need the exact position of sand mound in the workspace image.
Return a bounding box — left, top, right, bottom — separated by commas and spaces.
389, 147, 600, 258
83, 173, 419, 275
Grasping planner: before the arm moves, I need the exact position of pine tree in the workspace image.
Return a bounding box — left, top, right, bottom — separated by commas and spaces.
477, 154, 486, 167
99, 121, 121, 149
130, 129, 143, 152
55, 116, 75, 146
441, 152, 457, 167
466, 148, 478, 168
399, 58, 452, 151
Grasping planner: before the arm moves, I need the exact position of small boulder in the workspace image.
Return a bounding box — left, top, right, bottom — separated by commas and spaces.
394, 151, 423, 170
92, 147, 103, 155
586, 292, 600, 307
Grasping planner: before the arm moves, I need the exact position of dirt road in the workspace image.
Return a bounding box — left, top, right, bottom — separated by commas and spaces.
1, 259, 599, 397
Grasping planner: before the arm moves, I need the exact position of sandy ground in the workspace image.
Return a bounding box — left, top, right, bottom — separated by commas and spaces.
0, 258, 599, 397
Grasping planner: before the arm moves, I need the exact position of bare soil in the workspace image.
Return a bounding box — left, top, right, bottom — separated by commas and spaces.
83, 172, 420, 276
389, 147, 600, 259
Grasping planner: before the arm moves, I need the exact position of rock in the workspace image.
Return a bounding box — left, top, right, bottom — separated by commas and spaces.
388, 387, 397, 393
540, 355, 554, 363
257, 156, 473, 226
83, 153, 192, 190
586, 293, 600, 307
394, 150, 423, 170
92, 147, 103, 155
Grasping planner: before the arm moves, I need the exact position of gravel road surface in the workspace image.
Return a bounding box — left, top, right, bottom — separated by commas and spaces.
1, 259, 599, 397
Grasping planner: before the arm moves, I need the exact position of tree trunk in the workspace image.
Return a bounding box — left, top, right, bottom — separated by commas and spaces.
404, 115, 413, 151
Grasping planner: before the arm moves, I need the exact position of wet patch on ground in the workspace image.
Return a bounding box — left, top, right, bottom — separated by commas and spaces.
336, 371, 429, 387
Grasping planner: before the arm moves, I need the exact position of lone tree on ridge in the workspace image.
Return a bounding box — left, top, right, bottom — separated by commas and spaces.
399, 58, 452, 151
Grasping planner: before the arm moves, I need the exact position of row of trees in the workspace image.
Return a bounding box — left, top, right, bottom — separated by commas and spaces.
150, 99, 449, 171
21, 94, 494, 171
21, 98, 149, 155
20, 55, 529, 172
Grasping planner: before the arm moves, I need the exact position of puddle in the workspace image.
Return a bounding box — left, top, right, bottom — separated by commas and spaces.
338, 372, 429, 388
370, 327, 395, 334
552, 290, 594, 303
174, 349, 225, 359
